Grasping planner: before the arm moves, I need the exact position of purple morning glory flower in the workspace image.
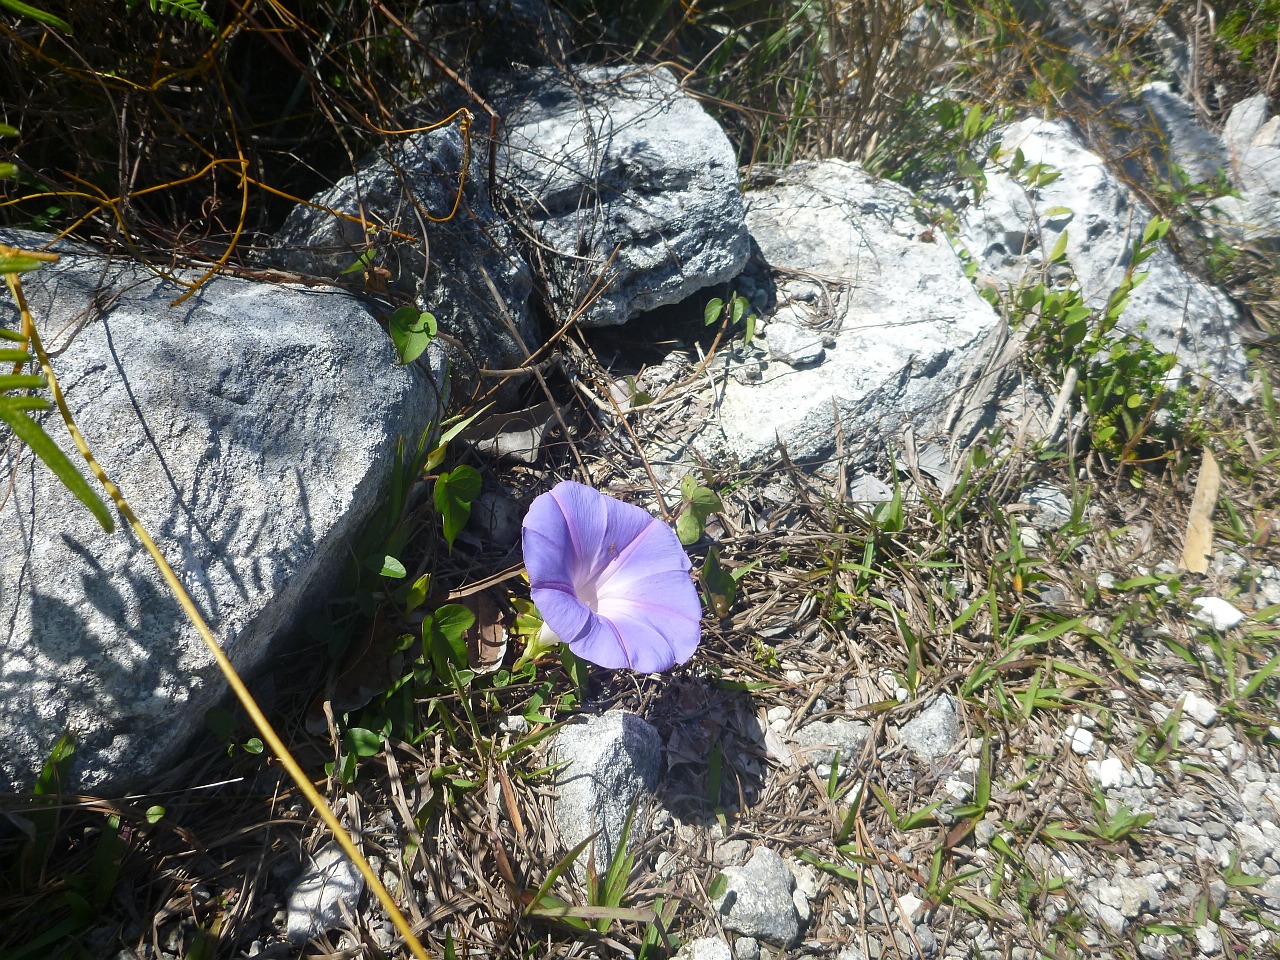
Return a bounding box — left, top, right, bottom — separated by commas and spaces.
522, 481, 702, 673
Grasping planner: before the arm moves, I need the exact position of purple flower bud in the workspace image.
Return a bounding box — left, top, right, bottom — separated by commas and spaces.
521, 481, 702, 672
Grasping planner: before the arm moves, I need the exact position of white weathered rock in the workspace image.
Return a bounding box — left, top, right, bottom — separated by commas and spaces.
1190, 597, 1246, 631
692, 160, 998, 466
272, 124, 534, 381
0, 231, 439, 791
553, 710, 663, 875
491, 64, 749, 326
899, 694, 963, 762
285, 843, 365, 944
676, 938, 733, 960
958, 118, 1250, 402
714, 847, 803, 946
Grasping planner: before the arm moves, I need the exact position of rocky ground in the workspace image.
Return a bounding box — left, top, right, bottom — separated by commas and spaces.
3, 1, 1279, 959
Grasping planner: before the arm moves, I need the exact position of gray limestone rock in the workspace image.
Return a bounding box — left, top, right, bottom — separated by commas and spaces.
765, 320, 825, 367
715, 847, 803, 946
0, 231, 440, 791
1023, 482, 1074, 529
692, 160, 998, 466
898, 695, 962, 762
553, 710, 663, 875
271, 124, 533, 383
1221, 96, 1280, 247
958, 118, 1250, 402
791, 717, 871, 779
490, 63, 749, 326
1137, 82, 1229, 187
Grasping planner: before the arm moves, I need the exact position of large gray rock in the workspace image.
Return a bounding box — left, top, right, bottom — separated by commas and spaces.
272, 124, 533, 381
1221, 95, 1280, 247
0, 232, 440, 791
959, 118, 1250, 401
491, 64, 750, 326
690, 159, 998, 466
553, 710, 663, 875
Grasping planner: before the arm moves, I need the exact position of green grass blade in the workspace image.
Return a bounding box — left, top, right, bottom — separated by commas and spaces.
0, 404, 113, 531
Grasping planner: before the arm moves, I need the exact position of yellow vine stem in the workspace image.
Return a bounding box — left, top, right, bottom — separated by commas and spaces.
4, 267, 431, 960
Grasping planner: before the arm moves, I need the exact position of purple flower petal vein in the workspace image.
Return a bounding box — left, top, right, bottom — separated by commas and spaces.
522, 481, 702, 672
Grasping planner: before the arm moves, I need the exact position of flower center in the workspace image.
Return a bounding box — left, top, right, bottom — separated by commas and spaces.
575, 575, 600, 612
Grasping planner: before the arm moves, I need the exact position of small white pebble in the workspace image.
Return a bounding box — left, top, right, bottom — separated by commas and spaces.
1066, 726, 1095, 755
1181, 692, 1219, 726
1190, 597, 1245, 631
897, 893, 923, 923
1195, 920, 1221, 955
1093, 756, 1126, 789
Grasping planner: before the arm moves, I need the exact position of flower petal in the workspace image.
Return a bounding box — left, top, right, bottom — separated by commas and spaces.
521, 480, 702, 672
529, 584, 593, 647
595, 517, 692, 600
522, 488, 579, 587
549, 481, 653, 584
595, 594, 700, 672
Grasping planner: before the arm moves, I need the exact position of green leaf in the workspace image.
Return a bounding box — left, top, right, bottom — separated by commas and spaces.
402, 573, 431, 614
0, 163, 16, 179
388, 306, 437, 365
145, 805, 165, 824
342, 727, 384, 758
204, 706, 235, 742
147, 0, 216, 31
730, 294, 747, 325
688, 485, 723, 515
377, 555, 407, 578
676, 510, 703, 546
1142, 217, 1170, 245
0, 124, 18, 137
701, 547, 735, 617
0, 251, 46, 274
424, 603, 475, 674
434, 464, 481, 549
341, 248, 375, 275
961, 103, 984, 141
1046, 230, 1069, 266
0, 0, 72, 31
703, 297, 724, 326
0, 373, 46, 391
0, 402, 114, 531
